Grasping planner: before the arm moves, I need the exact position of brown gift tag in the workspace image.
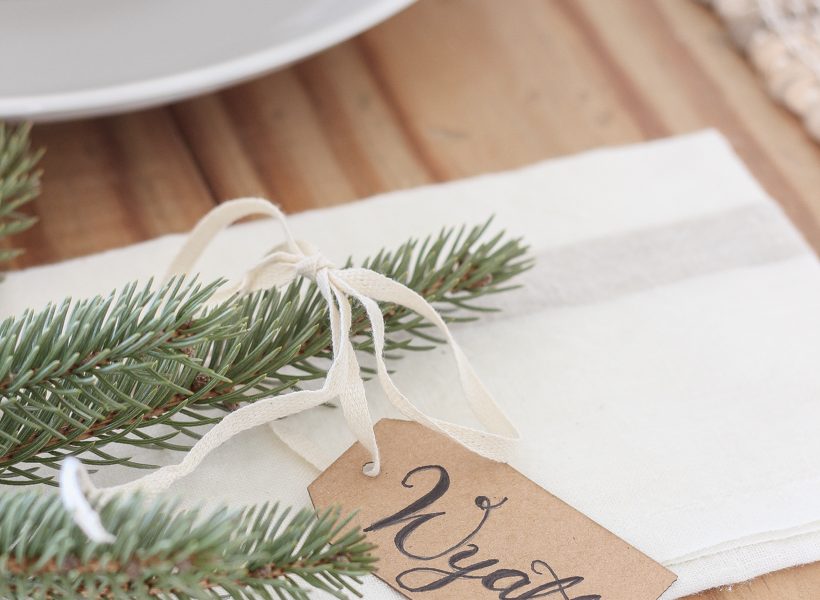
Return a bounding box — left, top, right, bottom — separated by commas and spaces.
309, 419, 676, 600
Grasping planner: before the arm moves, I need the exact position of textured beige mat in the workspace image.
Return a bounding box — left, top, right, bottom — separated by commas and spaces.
709, 0, 820, 141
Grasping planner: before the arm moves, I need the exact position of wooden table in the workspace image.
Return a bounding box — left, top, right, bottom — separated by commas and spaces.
8, 1, 820, 598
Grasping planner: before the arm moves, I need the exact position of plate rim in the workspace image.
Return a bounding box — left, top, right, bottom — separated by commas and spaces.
1, 0, 415, 122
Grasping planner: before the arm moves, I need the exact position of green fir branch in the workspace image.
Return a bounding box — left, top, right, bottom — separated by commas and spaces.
0, 490, 375, 599
0, 222, 532, 484
0, 122, 43, 264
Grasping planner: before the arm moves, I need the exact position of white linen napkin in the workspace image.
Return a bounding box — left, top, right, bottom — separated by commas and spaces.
2, 130, 818, 598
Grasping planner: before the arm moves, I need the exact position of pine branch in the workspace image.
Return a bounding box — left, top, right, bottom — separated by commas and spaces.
0, 221, 532, 484
0, 122, 43, 264
0, 490, 375, 599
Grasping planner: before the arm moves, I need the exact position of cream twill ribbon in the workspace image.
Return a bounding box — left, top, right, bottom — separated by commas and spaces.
63, 198, 519, 531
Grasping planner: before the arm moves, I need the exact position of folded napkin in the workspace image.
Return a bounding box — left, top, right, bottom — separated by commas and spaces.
3, 131, 819, 598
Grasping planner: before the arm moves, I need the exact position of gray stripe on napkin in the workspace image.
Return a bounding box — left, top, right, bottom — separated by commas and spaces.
500, 203, 810, 313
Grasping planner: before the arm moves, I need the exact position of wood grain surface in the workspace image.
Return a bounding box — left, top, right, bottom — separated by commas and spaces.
8, 1, 820, 598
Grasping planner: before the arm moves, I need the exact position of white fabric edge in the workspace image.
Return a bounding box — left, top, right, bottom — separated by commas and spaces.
665, 527, 820, 598
667, 518, 820, 566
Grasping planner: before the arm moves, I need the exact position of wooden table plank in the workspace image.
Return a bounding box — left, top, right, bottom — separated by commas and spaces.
7, 1, 820, 598
651, 0, 820, 247
171, 43, 432, 208
9, 108, 215, 269
361, 0, 651, 172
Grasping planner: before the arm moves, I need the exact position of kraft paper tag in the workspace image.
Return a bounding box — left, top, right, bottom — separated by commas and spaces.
309, 419, 677, 600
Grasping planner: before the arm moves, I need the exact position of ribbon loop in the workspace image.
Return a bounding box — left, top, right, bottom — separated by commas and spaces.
95, 197, 519, 498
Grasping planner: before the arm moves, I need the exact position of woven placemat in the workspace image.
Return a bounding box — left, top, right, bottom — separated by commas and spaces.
709, 0, 820, 141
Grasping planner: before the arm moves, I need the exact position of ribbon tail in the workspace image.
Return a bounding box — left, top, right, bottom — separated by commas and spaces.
339, 269, 519, 463
93, 388, 334, 499
328, 282, 381, 475
59, 457, 116, 544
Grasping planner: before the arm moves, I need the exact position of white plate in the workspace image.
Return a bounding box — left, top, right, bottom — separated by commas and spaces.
0, 0, 414, 122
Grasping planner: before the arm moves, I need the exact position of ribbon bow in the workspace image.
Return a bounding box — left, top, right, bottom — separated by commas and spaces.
96, 198, 518, 498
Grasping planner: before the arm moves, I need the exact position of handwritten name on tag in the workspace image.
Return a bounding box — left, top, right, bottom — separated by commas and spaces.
309, 419, 676, 600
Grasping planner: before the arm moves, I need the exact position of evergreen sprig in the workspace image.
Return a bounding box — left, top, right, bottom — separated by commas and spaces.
0, 122, 43, 264
0, 223, 532, 484
0, 490, 375, 599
